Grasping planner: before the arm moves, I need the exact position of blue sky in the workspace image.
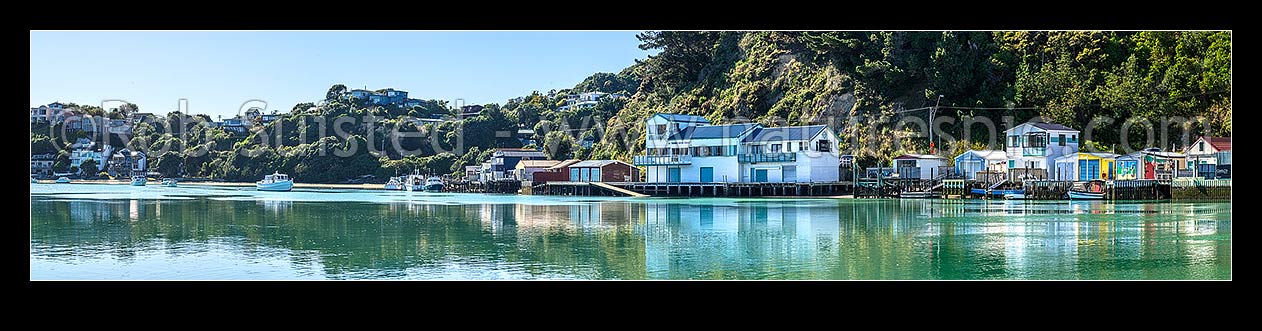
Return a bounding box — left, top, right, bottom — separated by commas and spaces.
30, 31, 651, 119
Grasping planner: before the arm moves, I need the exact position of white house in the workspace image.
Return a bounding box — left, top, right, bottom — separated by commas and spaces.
891, 154, 947, 179
1184, 136, 1231, 167
953, 150, 1007, 180
558, 92, 625, 111
634, 113, 840, 183
30, 102, 68, 124
1004, 122, 1080, 178
71, 144, 112, 173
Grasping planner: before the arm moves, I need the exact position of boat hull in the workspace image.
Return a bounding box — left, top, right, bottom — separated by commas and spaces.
56, 177, 71, 184
423, 184, 444, 192
131, 180, 146, 186
1067, 190, 1105, 200
384, 184, 401, 190
899, 191, 939, 198
256, 180, 293, 191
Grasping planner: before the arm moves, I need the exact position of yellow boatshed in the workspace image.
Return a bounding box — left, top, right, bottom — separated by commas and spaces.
1053, 152, 1119, 181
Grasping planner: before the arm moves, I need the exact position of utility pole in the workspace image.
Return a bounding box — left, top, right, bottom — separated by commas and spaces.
931, 95, 943, 155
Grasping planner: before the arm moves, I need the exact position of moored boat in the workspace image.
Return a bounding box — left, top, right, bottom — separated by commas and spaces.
131, 175, 147, 186
899, 191, 939, 198
383, 176, 403, 190
161, 178, 178, 187
1003, 190, 1029, 200
257, 172, 294, 191
55, 177, 71, 184
31, 177, 38, 183
1067, 180, 1106, 200
423, 177, 444, 192
405, 173, 426, 192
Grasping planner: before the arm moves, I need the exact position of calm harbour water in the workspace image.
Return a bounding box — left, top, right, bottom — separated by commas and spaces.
30, 184, 1231, 280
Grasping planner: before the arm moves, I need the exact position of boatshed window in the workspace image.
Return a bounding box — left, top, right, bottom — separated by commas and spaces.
1059, 134, 1065, 146
816, 140, 831, 152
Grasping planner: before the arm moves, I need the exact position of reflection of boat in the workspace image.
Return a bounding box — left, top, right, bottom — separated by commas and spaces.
256, 172, 294, 191
161, 178, 178, 187
423, 177, 444, 192
130, 175, 147, 186
384, 176, 403, 190
1067, 180, 1106, 200
56, 177, 71, 184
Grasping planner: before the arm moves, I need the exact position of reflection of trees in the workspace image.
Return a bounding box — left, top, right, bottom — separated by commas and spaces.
31, 198, 646, 279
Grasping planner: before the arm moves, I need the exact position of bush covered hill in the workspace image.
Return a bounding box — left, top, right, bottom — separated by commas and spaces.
591, 31, 1230, 166
34, 31, 1230, 183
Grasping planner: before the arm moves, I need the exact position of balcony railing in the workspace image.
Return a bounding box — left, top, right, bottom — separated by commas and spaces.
634, 154, 693, 166
738, 153, 796, 163
1022, 148, 1046, 156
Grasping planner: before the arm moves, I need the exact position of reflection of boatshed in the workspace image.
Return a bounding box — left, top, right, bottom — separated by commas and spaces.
953, 150, 1007, 180
1053, 152, 1119, 181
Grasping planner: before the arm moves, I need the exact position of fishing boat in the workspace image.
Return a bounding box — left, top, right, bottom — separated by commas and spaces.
383, 176, 403, 190
1067, 180, 1106, 200
423, 177, 444, 192
130, 175, 147, 186
161, 178, 178, 187
55, 177, 71, 184
405, 171, 426, 192
256, 172, 294, 191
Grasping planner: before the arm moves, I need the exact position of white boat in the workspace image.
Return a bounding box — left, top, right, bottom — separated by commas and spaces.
423, 177, 444, 192
1067, 180, 1106, 200
55, 177, 71, 184
1003, 191, 1028, 200
899, 191, 938, 198
405, 173, 426, 192
31, 177, 38, 183
161, 178, 178, 187
383, 176, 403, 190
130, 175, 147, 186
256, 172, 294, 191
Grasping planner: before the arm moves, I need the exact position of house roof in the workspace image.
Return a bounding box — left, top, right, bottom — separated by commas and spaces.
656, 113, 711, 123
517, 160, 561, 168
547, 159, 583, 170
1057, 152, 1120, 161
742, 125, 828, 143
668, 123, 758, 140
955, 150, 1008, 161
1125, 150, 1187, 159
894, 153, 947, 160
1028, 122, 1077, 131
1008, 122, 1078, 132
571, 160, 633, 168
1200, 136, 1231, 151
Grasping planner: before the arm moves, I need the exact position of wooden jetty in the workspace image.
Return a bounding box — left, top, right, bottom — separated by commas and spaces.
533, 181, 854, 197
1171, 179, 1231, 201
